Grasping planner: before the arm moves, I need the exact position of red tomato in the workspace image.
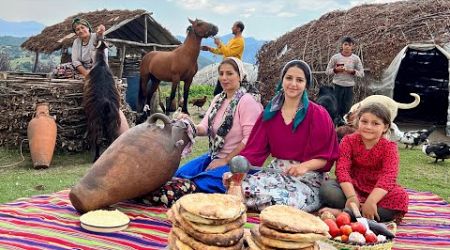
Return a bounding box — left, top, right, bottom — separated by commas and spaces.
351, 222, 367, 235
341, 234, 349, 243
365, 233, 378, 244
323, 219, 341, 238
336, 212, 351, 227
340, 224, 353, 236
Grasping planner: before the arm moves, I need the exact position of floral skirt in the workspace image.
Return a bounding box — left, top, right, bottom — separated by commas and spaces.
242, 159, 324, 212
137, 177, 197, 208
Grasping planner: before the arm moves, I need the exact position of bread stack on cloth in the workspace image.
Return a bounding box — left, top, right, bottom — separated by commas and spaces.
167, 193, 247, 250
245, 205, 331, 250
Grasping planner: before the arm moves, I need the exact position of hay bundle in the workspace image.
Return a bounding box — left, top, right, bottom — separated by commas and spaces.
257, 0, 450, 105
0, 73, 135, 151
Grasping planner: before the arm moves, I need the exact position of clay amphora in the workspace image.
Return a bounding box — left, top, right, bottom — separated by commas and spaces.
69, 113, 192, 213
27, 103, 57, 169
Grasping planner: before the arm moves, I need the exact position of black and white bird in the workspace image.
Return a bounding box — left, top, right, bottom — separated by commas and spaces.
422, 142, 450, 163
398, 125, 436, 149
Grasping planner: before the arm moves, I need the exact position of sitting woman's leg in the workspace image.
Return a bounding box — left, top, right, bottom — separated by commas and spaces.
175, 153, 211, 178
320, 179, 346, 209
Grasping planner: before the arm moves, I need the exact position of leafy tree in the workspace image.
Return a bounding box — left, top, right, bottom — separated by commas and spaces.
0, 51, 10, 71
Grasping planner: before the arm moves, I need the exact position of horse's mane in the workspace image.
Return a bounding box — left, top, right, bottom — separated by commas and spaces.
82, 41, 121, 158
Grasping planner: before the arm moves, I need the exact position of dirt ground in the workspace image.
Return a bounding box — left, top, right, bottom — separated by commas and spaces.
396, 122, 450, 143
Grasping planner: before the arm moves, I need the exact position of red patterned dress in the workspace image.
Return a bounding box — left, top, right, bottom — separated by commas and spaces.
336, 133, 408, 214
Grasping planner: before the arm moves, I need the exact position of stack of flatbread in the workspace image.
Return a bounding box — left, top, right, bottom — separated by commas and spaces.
167, 193, 247, 250
245, 205, 330, 250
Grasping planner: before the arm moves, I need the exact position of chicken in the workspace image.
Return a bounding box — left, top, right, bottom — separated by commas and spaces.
189, 95, 208, 110
422, 142, 450, 163
398, 125, 436, 149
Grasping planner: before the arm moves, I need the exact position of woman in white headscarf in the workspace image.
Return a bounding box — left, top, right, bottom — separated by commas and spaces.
174, 57, 263, 193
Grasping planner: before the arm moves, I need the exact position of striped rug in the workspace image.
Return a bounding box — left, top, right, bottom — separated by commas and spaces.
0, 189, 448, 249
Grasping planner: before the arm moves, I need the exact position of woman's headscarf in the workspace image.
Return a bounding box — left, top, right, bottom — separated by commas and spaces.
72, 17, 92, 33
262, 59, 313, 130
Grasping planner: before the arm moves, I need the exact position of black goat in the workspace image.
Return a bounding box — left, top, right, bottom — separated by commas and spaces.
315, 86, 344, 126
82, 40, 121, 161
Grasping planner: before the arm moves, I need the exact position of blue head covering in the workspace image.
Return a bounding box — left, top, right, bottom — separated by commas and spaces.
263, 59, 313, 130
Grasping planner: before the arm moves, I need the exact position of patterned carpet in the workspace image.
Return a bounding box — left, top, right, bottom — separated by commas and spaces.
0, 189, 448, 249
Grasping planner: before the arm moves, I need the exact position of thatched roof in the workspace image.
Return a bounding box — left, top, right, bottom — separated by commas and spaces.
257, 0, 450, 104
21, 9, 181, 53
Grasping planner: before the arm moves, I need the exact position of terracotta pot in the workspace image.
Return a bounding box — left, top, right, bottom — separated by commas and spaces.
69, 113, 192, 213
27, 103, 57, 169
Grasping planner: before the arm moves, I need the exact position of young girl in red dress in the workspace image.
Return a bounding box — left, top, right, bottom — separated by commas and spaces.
319, 102, 408, 222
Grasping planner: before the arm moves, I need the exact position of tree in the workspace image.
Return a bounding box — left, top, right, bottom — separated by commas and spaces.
0, 51, 10, 71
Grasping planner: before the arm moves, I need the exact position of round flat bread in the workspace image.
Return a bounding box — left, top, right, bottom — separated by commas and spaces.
179, 207, 238, 225
244, 233, 262, 250
260, 205, 328, 234
179, 193, 246, 220
168, 231, 180, 250
251, 225, 313, 249
171, 203, 244, 246
259, 224, 329, 243
173, 203, 246, 233
171, 226, 244, 250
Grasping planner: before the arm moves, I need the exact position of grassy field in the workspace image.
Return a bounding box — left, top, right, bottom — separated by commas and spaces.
0, 139, 448, 204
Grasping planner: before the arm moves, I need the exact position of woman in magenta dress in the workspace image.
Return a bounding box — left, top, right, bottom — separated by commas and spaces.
233, 60, 339, 212
319, 103, 408, 222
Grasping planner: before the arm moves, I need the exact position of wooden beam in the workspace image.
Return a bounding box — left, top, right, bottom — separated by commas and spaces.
105, 38, 178, 48
118, 45, 127, 79
144, 15, 148, 44
32, 51, 39, 73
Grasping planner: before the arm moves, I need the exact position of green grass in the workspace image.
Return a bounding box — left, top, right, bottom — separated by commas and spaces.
1, 143, 448, 204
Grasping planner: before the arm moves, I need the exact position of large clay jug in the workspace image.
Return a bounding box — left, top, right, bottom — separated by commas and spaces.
69, 113, 192, 213
27, 102, 57, 169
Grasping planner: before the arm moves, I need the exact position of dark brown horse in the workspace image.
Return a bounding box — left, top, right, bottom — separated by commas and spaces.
137, 19, 218, 118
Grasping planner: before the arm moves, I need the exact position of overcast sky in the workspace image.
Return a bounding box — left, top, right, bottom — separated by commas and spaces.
0, 0, 404, 40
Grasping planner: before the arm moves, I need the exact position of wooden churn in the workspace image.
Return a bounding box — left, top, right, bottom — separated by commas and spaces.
69, 113, 193, 213
27, 102, 57, 169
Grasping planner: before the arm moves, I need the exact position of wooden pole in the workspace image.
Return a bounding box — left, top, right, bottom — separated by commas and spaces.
32, 51, 39, 73
118, 45, 127, 79
144, 15, 148, 44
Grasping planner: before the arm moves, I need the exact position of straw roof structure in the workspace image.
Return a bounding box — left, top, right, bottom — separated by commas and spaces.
21, 9, 180, 53
257, 0, 450, 104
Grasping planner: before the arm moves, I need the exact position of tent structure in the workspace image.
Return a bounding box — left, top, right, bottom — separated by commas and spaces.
378, 44, 450, 134
256, 0, 450, 135
21, 9, 180, 78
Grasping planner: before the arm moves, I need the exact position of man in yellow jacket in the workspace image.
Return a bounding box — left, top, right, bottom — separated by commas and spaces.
202, 21, 245, 94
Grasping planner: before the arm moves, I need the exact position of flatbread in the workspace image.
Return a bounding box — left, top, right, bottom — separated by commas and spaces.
178, 193, 246, 220
173, 203, 246, 233
259, 223, 329, 243
260, 205, 328, 234
171, 226, 244, 250
172, 203, 244, 246
245, 233, 262, 250
179, 207, 239, 225
168, 231, 181, 250
251, 225, 313, 249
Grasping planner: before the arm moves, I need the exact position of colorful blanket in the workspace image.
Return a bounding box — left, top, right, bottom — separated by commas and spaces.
0, 189, 448, 249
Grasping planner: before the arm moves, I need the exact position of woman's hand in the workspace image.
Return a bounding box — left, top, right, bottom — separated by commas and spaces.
176, 113, 191, 121
206, 158, 228, 170
286, 163, 309, 177
361, 200, 380, 221
96, 25, 106, 35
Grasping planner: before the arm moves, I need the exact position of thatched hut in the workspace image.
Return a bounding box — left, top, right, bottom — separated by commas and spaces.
21, 9, 181, 78
257, 0, 450, 135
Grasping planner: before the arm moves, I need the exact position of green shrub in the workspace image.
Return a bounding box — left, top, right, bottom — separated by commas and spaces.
159, 82, 214, 100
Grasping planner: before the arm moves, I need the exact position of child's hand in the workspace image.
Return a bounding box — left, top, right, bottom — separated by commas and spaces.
345, 68, 356, 74
345, 196, 360, 209
334, 65, 345, 73
362, 200, 380, 221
